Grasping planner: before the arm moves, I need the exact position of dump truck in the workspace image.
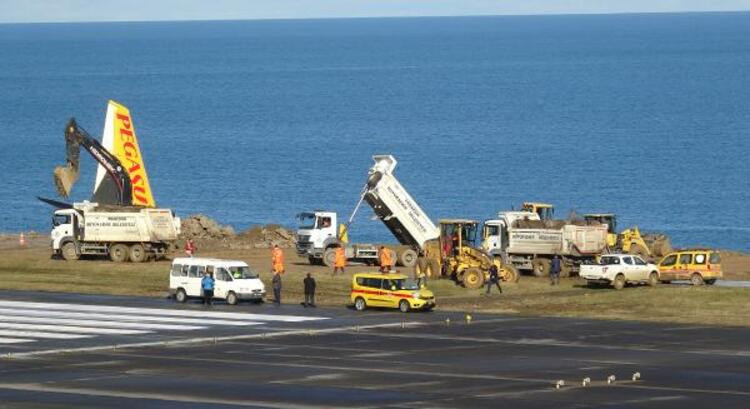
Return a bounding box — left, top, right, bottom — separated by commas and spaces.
52, 201, 180, 262
482, 211, 608, 277
44, 102, 179, 262
358, 155, 518, 288
296, 210, 392, 266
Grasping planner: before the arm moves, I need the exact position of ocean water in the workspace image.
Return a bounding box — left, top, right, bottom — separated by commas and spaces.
1, 13, 749, 251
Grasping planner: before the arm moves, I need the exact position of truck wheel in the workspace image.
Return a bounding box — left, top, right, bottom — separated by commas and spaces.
61, 242, 79, 261
398, 249, 418, 268
226, 291, 238, 305
175, 288, 188, 303
501, 265, 520, 283
532, 258, 550, 277
690, 273, 704, 286
109, 244, 130, 262
426, 259, 441, 278
462, 268, 484, 289
354, 297, 367, 311
648, 272, 659, 286
129, 244, 147, 263
399, 300, 411, 313
323, 248, 336, 267
613, 274, 626, 290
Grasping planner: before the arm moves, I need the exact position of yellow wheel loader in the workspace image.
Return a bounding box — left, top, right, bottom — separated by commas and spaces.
583, 214, 672, 260
415, 219, 519, 289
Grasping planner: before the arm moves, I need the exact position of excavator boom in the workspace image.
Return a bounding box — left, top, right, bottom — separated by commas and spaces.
53, 118, 133, 206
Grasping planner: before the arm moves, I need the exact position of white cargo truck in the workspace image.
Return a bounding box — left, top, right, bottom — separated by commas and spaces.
295, 210, 383, 266
483, 211, 608, 276
51, 201, 180, 262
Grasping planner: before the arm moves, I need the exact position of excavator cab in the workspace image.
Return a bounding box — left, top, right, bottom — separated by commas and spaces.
522, 202, 555, 221
439, 219, 479, 257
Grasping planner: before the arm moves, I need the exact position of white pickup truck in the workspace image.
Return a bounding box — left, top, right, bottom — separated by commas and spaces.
579, 254, 660, 290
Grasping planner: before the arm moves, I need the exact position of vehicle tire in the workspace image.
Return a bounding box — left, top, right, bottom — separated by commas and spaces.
705, 279, 717, 285
175, 288, 188, 303
323, 247, 336, 267
398, 249, 418, 268
399, 299, 411, 313
354, 297, 367, 311
532, 258, 551, 277
462, 268, 484, 289
501, 264, 520, 283
109, 243, 130, 262
129, 243, 147, 263
226, 291, 238, 305
690, 273, 704, 286
629, 244, 649, 260
648, 271, 659, 286
613, 274, 626, 290
61, 242, 79, 261
425, 259, 441, 278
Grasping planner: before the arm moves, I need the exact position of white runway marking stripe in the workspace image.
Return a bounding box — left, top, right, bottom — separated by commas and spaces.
0, 337, 34, 344
0, 300, 326, 322
0, 308, 259, 327
0, 330, 92, 340
0, 316, 204, 331
0, 322, 150, 335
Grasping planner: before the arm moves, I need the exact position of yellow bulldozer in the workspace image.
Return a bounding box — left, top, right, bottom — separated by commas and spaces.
416, 219, 519, 289
521, 202, 555, 221
583, 213, 672, 260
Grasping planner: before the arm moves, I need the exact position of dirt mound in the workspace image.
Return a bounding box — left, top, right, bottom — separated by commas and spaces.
180, 214, 236, 240
237, 224, 296, 249
180, 215, 296, 249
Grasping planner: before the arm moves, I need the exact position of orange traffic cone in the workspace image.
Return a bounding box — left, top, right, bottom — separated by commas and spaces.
19, 233, 26, 247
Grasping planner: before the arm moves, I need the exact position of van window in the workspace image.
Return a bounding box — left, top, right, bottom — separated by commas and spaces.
679, 254, 693, 265
362, 278, 382, 288
709, 252, 721, 264
661, 255, 677, 267
216, 269, 232, 282
188, 265, 205, 278
182, 265, 189, 275
171, 264, 182, 276
622, 256, 633, 265
694, 254, 706, 264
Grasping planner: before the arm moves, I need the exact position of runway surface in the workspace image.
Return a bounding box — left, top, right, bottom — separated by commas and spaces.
0, 290, 748, 408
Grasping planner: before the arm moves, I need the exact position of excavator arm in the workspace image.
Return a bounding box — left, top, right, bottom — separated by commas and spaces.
53, 118, 133, 206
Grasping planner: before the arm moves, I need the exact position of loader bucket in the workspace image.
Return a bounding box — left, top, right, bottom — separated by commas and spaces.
53, 164, 79, 198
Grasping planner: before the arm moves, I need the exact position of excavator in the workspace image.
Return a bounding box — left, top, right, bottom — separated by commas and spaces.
48, 100, 156, 208
53, 118, 133, 206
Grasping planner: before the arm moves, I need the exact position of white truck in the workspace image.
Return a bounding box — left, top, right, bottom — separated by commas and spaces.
296, 155, 440, 269
483, 211, 608, 277
296, 210, 382, 266
52, 201, 180, 262
579, 254, 660, 290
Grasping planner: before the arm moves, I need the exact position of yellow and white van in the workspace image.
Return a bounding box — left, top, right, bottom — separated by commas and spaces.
657, 249, 722, 285
351, 273, 435, 312
169, 257, 265, 305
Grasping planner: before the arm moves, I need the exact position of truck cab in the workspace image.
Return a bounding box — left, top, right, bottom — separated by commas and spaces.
295, 211, 338, 257
51, 208, 79, 256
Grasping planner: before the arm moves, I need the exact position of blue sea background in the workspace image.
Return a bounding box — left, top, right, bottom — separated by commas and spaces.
1, 13, 749, 251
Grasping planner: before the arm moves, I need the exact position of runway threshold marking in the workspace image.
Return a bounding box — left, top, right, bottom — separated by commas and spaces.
4, 322, 424, 359
0, 300, 327, 322
0, 308, 260, 327
0, 316, 205, 331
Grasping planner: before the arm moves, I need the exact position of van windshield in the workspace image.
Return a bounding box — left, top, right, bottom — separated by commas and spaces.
229, 266, 258, 279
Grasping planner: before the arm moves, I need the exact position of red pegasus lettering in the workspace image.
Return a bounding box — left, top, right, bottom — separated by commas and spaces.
116, 113, 131, 129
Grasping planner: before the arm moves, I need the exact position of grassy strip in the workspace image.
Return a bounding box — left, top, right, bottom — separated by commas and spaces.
1, 248, 748, 327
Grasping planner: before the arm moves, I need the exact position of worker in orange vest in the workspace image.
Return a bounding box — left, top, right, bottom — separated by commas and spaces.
271, 245, 285, 274
332, 246, 346, 276
379, 246, 393, 273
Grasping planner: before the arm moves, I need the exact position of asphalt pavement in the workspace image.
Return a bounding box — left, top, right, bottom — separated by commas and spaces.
0, 290, 749, 408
